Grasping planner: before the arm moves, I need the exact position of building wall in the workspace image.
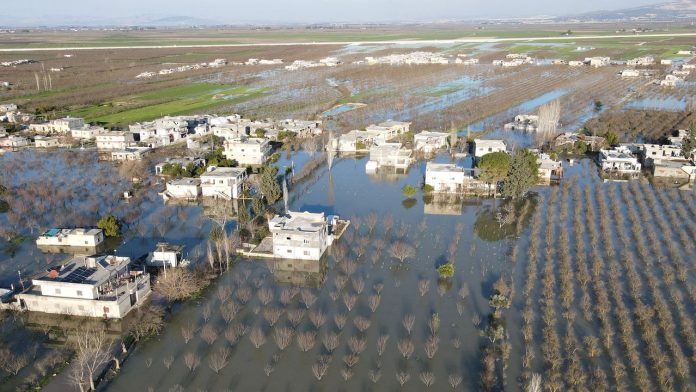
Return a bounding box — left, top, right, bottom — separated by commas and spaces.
36, 232, 103, 247
35, 280, 99, 299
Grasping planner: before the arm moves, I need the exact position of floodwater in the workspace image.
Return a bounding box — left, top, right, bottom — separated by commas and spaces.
3, 148, 696, 392
625, 96, 689, 111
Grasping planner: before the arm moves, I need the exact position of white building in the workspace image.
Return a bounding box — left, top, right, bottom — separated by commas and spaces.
660, 74, 683, 87
0, 135, 29, 149
34, 136, 60, 148
200, 166, 247, 200
660, 59, 673, 65
424, 162, 490, 193
154, 157, 205, 175
365, 143, 413, 172
568, 61, 585, 67
639, 144, 685, 166
16, 255, 150, 319
147, 243, 188, 268
599, 146, 642, 173
620, 69, 641, 78
29, 117, 85, 134
71, 125, 104, 140
96, 131, 135, 150
585, 57, 611, 67
268, 211, 338, 260
627, 56, 654, 66
365, 120, 411, 140
36, 228, 104, 248
111, 147, 150, 161
223, 137, 272, 166
472, 139, 507, 159
536, 153, 563, 183
414, 131, 450, 154
504, 114, 539, 131
164, 178, 201, 200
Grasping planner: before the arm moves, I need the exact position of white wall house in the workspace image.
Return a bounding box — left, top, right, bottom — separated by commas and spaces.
223, 137, 271, 166
34, 136, 60, 148
268, 211, 337, 261
599, 146, 642, 173
36, 228, 104, 248
425, 162, 491, 193
0, 135, 29, 148
147, 243, 188, 268
154, 157, 206, 175
16, 255, 150, 319
29, 117, 85, 134
71, 125, 104, 140
366, 143, 413, 172
414, 131, 449, 154
473, 139, 507, 159
111, 147, 150, 161
200, 166, 247, 200
164, 178, 201, 200
96, 131, 135, 150
365, 121, 411, 141
640, 144, 684, 166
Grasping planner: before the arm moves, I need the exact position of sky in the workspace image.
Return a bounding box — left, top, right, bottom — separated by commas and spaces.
4, 0, 665, 25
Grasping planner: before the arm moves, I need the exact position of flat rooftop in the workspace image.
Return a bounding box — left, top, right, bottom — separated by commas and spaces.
201, 167, 247, 177
40, 228, 102, 237
169, 178, 201, 186
270, 211, 326, 233
426, 162, 464, 172
36, 255, 128, 285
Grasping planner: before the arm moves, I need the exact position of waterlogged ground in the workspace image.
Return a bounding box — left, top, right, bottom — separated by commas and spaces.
2, 148, 696, 392
107, 154, 696, 392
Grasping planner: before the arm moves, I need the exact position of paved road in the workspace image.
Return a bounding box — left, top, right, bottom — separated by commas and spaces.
1, 32, 695, 52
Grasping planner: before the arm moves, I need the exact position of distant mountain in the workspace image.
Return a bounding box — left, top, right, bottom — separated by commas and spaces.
146, 16, 222, 26
560, 0, 696, 22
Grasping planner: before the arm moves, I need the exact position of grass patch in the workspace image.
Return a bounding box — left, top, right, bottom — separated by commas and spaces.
65, 83, 265, 126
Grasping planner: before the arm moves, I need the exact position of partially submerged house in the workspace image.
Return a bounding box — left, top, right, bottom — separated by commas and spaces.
34, 136, 60, 148
29, 117, 85, 135
599, 146, 642, 173
36, 228, 104, 249
504, 115, 539, 132
223, 137, 272, 166
16, 255, 150, 319
365, 143, 413, 172
96, 131, 135, 150
424, 162, 491, 194
147, 243, 188, 268
110, 147, 151, 161
200, 166, 247, 200
536, 153, 563, 183
472, 139, 507, 159
553, 132, 606, 152
268, 211, 340, 260
154, 157, 205, 175
414, 131, 449, 154
164, 178, 202, 200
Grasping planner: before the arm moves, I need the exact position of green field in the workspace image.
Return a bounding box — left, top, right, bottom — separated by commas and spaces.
66, 83, 265, 126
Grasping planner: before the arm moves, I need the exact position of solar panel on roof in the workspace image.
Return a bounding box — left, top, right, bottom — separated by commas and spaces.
60, 267, 97, 283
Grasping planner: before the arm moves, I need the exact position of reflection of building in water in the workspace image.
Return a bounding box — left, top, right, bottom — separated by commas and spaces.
423, 194, 483, 216
22, 311, 125, 343
267, 258, 328, 288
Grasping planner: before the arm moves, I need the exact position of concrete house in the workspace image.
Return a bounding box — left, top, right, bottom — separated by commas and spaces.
110, 147, 150, 161
147, 243, 188, 268
164, 178, 201, 200
200, 166, 247, 200
154, 157, 206, 175
365, 143, 413, 172
620, 69, 641, 78
365, 121, 411, 141
536, 153, 563, 183
639, 144, 684, 166
599, 146, 642, 173
36, 228, 104, 248
268, 211, 338, 260
585, 57, 611, 67
29, 117, 85, 134
472, 139, 507, 159
96, 131, 135, 150
425, 162, 491, 194
16, 255, 150, 319
414, 131, 449, 154
34, 136, 60, 148
71, 125, 104, 140
0, 103, 18, 113
504, 114, 539, 131
0, 135, 29, 149
223, 137, 272, 166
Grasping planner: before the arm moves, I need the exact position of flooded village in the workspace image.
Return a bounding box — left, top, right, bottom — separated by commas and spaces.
0, 20, 695, 392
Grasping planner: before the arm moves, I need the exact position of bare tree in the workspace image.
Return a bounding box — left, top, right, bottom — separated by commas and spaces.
353, 316, 371, 333
527, 373, 542, 392
390, 241, 416, 263
155, 268, 201, 303
273, 327, 294, 351
396, 371, 411, 386
449, 374, 463, 388
402, 314, 415, 335
201, 324, 218, 345
342, 293, 357, 312
301, 289, 318, 309
397, 338, 415, 359
181, 324, 195, 344
309, 309, 327, 329
536, 99, 561, 145
377, 334, 390, 356
348, 336, 367, 354
69, 328, 113, 391
312, 360, 329, 381
184, 352, 200, 372
334, 313, 347, 330
420, 371, 435, 387
208, 347, 230, 374
297, 331, 317, 352
368, 294, 381, 313
249, 327, 266, 349
0, 348, 29, 376
322, 332, 340, 353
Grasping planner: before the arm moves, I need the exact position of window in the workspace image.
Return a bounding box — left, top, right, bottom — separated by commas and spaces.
304, 251, 310, 256
287, 249, 292, 253
103, 306, 110, 313
55, 288, 61, 295
303, 239, 310, 244
76, 290, 83, 297
286, 237, 292, 240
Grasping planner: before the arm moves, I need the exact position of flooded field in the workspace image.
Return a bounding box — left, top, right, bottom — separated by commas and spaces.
71, 152, 696, 392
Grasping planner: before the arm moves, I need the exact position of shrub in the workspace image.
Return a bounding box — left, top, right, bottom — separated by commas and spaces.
401, 184, 418, 198
97, 215, 121, 237
437, 263, 455, 278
